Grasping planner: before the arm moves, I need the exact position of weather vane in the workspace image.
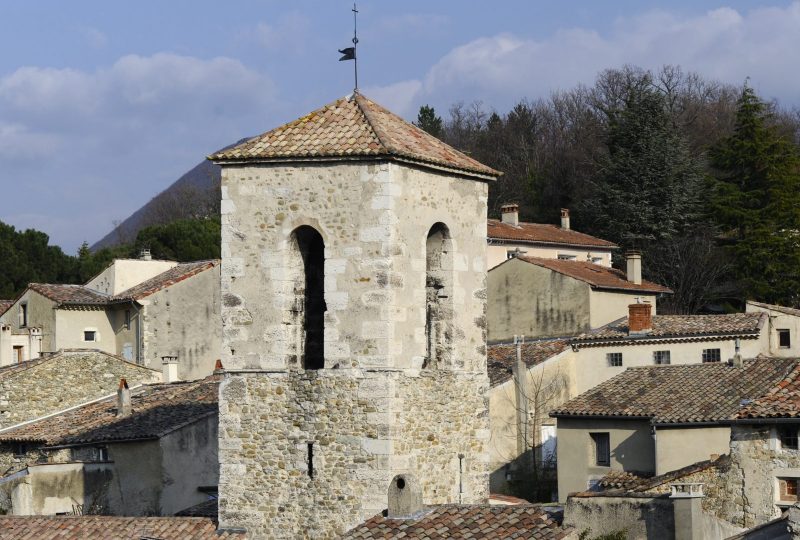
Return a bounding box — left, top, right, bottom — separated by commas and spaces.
338, 2, 359, 91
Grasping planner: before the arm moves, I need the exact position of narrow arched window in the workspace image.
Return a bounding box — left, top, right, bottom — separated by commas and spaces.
425, 223, 453, 368
291, 226, 326, 369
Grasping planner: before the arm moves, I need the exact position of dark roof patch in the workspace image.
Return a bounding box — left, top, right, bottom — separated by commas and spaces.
488, 219, 618, 249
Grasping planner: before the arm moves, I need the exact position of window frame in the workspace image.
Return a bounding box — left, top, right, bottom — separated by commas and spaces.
19, 303, 28, 328
590, 432, 611, 467
653, 350, 671, 365
607, 352, 623, 367
780, 426, 799, 450
779, 477, 799, 502
83, 330, 97, 342
779, 329, 791, 349
702, 348, 721, 363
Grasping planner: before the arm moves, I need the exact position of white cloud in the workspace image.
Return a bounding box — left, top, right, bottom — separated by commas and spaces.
370, 2, 800, 115
82, 27, 108, 49
362, 80, 423, 118
239, 12, 311, 54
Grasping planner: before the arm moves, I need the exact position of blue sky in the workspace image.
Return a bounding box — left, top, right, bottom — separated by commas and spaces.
2, 1, 799, 253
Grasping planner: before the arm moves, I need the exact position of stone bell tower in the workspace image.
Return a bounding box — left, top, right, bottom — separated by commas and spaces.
211, 92, 500, 539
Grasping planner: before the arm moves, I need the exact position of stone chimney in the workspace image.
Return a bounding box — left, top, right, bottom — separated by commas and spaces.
500, 204, 519, 227
628, 302, 652, 336
117, 378, 131, 418
161, 356, 179, 383
139, 249, 152, 261
670, 483, 705, 540
387, 474, 424, 519
626, 250, 642, 285
560, 208, 570, 230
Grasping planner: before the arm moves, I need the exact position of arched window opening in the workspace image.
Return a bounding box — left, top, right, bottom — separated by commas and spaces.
292, 226, 326, 370
425, 223, 453, 369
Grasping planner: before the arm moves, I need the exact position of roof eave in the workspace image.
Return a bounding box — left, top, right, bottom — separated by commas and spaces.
486, 237, 619, 250
572, 331, 761, 347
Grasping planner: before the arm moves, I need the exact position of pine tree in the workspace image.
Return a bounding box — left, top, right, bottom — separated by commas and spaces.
709, 86, 800, 305
415, 105, 443, 139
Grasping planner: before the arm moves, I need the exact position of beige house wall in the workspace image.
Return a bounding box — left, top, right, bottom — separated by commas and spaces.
487, 259, 591, 342
556, 417, 653, 501
53, 309, 115, 354
109, 304, 139, 363
588, 290, 657, 329
655, 425, 730, 475
746, 303, 800, 357
140, 265, 220, 380
573, 336, 767, 394
85, 259, 177, 296
0, 290, 54, 354
487, 243, 612, 270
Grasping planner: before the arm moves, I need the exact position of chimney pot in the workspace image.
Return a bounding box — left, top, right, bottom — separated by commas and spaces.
161, 356, 180, 383
628, 303, 652, 335
213, 359, 225, 375
387, 474, 424, 519
626, 250, 642, 285
117, 378, 131, 417
560, 208, 571, 230
500, 204, 519, 227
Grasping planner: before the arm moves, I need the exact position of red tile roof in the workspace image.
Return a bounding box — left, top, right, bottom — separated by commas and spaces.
209, 92, 501, 179
0, 516, 244, 539
28, 283, 109, 306
0, 376, 219, 446
0, 300, 12, 316
736, 363, 800, 419
343, 505, 573, 539
488, 219, 618, 249
112, 260, 218, 301
508, 256, 671, 294
487, 339, 571, 387
551, 357, 799, 424
572, 312, 765, 345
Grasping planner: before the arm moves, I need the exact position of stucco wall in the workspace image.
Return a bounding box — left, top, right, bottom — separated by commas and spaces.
487, 258, 591, 341
110, 304, 139, 363
556, 418, 653, 500
573, 336, 766, 394
655, 426, 730, 475
0, 350, 161, 429
0, 290, 54, 353
85, 259, 177, 296
140, 264, 221, 380
54, 309, 115, 354
218, 160, 490, 539
588, 291, 657, 329
746, 303, 800, 358
487, 243, 613, 270
159, 413, 218, 515
106, 440, 163, 516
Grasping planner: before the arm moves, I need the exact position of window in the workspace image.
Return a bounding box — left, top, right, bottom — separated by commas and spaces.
291, 226, 326, 370
425, 223, 453, 369
13, 442, 27, 457
702, 348, 721, 363
607, 352, 623, 367
97, 446, 109, 461
13, 346, 23, 364
557, 254, 577, 261
653, 350, 671, 365
779, 478, 799, 502
591, 257, 603, 264
779, 329, 791, 349
124, 310, 131, 331
19, 303, 28, 327
84, 330, 97, 342
781, 427, 799, 450
590, 433, 610, 466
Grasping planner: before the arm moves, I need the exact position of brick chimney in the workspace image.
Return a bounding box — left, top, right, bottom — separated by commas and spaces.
387, 474, 423, 519
628, 303, 652, 335
626, 250, 642, 285
117, 378, 131, 417
560, 208, 570, 230
500, 204, 519, 226
161, 355, 179, 383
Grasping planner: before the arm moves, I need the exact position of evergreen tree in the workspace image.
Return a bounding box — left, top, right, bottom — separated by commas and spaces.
415, 105, 443, 139
709, 86, 800, 305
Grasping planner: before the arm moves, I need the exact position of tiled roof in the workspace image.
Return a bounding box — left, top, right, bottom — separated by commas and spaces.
551, 357, 799, 424
0, 516, 244, 539
0, 299, 12, 316
487, 220, 618, 249
175, 498, 219, 518
737, 363, 800, 419
487, 339, 571, 387
0, 376, 219, 446
113, 260, 218, 301
747, 300, 800, 318
343, 505, 573, 539
28, 283, 109, 306
509, 257, 672, 294
209, 92, 500, 179
572, 312, 765, 344
0, 349, 155, 381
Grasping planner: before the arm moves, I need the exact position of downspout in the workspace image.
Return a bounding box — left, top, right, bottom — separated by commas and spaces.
651, 423, 658, 475
129, 300, 143, 365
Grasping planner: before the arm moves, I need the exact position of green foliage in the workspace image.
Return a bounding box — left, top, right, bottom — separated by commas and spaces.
709, 85, 800, 305
133, 218, 220, 262
415, 105, 444, 139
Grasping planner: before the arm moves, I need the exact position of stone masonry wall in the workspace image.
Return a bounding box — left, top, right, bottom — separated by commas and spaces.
0, 349, 161, 429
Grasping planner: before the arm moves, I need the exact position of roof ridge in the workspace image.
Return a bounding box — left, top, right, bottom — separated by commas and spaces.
353, 92, 391, 154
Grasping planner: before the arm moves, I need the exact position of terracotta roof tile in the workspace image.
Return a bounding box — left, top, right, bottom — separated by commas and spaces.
508, 256, 671, 294
209, 93, 500, 179
487, 339, 571, 387
0, 376, 219, 446
343, 505, 573, 539
572, 312, 765, 344
737, 363, 800, 419
551, 357, 799, 424
0, 516, 244, 539
28, 283, 109, 306
747, 301, 800, 318
488, 219, 618, 249
112, 260, 218, 301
